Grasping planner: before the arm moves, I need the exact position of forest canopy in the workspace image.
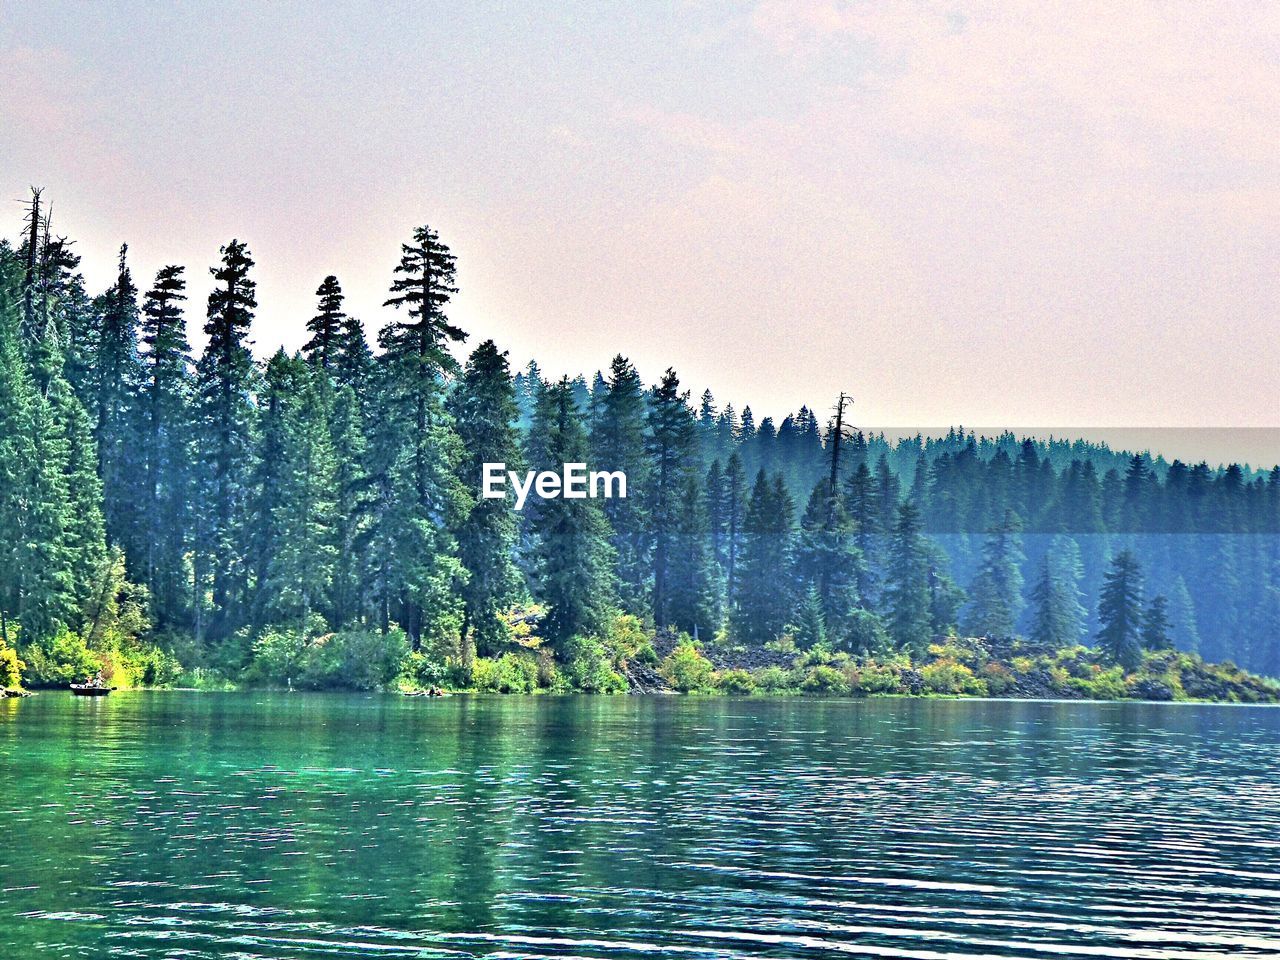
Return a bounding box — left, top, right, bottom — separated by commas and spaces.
2, 190, 1278, 698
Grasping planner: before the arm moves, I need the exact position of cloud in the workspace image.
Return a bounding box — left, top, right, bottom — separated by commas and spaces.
0, 46, 90, 134
592, 2, 1280, 425
746, 2, 1280, 207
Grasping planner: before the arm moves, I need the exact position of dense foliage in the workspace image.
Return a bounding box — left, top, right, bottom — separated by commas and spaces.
2, 192, 1277, 697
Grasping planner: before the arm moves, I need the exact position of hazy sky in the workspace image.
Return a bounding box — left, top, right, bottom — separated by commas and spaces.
4, 2, 1279, 445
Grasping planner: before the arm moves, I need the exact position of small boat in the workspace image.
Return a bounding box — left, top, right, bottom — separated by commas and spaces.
70, 684, 115, 697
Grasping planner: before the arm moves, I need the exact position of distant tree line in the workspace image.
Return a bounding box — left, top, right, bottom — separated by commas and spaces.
2, 191, 1278, 682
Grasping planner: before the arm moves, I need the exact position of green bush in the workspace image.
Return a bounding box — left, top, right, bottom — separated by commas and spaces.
659, 641, 715, 692
247, 628, 308, 685
800, 664, 851, 696
0, 643, 23, 689
754, 665, 793, 692
854, 661, 902, 695
247, 628, 408, 690
399, 650, 446, 689
920, 657, 984, 695
472, 652, 539, 693
764, 635, 798, 655
796, 642, 841, 668
1052, 662, 1127, 700
298, 629, 408, 690
564, 635, 627, 693
20, 629, 102, 687
135, 646, 183, 687
714, 668, 756, 694
605, 614, 657, 666
537, 648, 566, 690
980, 661, 1017, 696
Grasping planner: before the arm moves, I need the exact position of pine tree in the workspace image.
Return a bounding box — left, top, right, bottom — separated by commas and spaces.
666, 472, 720, 638
885, 500, 932, 656
139, 265, 193, 626
335, 312, 373, 391
377, 225, 470, 647
1167, 575, 1200, 654
93, 244, 146, 562
254, 354, 340, 632
19, 385, 77, 642
1141, 594, 1173, 651
47, 371, 109, 621
647, 368, 696, 627
194, 240, 259, 640
590, 355, 651, 614
705, 459, 727, 574
794, 585, 827, 648
1098, 549, 1144, 671
845, 459, 882, 608
303, 275, 345, 370
527, 378, 615, 647
449, 340, 525, 657
731, 471, 794, 645
327, 381, 369, 627
965, 509, 1025, 637
721, 453, 748, 614
40, 236, 96, 403
0, 275, 39, 634
3, 225, 109, 645
302, 274, 373, 389
1028, 537, 1087, 649
794, 480, 863, 648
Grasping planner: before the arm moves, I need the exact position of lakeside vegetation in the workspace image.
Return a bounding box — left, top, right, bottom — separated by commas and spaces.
2, 190, 1278, 703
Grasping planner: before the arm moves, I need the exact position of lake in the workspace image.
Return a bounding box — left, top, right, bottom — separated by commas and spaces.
2, 693, 1278, 958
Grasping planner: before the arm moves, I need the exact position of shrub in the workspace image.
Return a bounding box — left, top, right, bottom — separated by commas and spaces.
537, 648, 568, 692
764, 635, 797, 655
754, 665, 792, 692
400, 650, 446, 689
980, 661, 1017, 696
1048, 665, 1072, 693
660, 641, 715, 693
20, 629, 102, 687
469, 657, 498, 691
605, 614, 657, 666
920, 657, 983, 695
472, 652, 539, 693
247, 628, 308, 685
1055, 664, 1126, 700
796, 642, 840, 668
714, 668, 756, 694
855, 661, 902, 695
800, 664, 850, 696
135, 646, 183, 687
0, 643, 23, 689
301, 629, 408, 690
564, 635, 627, 693
250, 628, 409, 690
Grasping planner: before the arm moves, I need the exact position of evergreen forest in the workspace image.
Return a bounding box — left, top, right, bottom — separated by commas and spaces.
2, 192, 1278, 701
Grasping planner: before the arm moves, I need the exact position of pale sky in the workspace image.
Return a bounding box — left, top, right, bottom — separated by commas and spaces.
4, 2, 1279, 448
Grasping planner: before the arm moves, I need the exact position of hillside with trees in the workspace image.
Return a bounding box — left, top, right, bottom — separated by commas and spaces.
2, 192, 1278, 701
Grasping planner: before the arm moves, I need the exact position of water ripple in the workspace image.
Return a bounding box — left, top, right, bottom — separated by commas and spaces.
2, 693, 1278, 958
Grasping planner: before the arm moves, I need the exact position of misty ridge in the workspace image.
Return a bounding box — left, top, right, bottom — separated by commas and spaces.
2, 189, 1279, 697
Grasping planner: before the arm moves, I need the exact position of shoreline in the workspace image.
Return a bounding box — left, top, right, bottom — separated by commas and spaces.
8, 686, 1277, 707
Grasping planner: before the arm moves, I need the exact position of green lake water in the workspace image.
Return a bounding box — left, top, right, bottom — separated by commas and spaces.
2, 693, 1279, 958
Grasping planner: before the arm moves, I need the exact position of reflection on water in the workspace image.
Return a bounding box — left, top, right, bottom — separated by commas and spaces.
2, 692, 1278, 958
